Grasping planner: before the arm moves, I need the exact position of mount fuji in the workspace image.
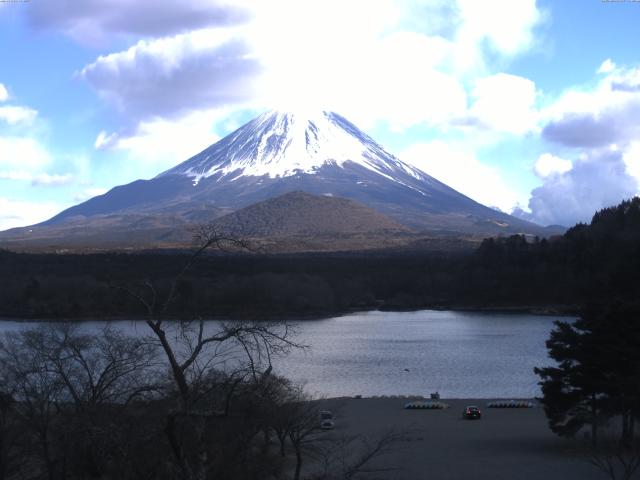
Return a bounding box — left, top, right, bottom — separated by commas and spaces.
1, 110, 559, 249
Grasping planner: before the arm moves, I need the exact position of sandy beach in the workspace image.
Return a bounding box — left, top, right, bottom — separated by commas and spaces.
314, 397, 601, 480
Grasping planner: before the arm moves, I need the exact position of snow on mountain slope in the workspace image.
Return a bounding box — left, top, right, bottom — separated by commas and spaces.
160, 110, 430, 187
8, 108, 562, 243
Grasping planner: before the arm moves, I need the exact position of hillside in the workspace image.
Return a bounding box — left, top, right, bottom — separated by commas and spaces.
215, 191, 410, 236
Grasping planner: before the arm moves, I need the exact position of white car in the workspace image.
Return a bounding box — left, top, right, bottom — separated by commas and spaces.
319, 410, 334, 430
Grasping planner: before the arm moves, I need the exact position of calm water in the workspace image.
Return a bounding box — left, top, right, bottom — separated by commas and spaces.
0, 310, 564, 398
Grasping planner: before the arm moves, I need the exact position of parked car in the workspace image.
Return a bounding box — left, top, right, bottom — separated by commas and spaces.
319, 410, 334, 429
462, 406, 482, 420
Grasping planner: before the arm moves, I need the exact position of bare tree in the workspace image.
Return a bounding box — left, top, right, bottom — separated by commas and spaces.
0, 324, 161, 480
0, 390, 22, 480
118, 224, 304, 480
19, 323, 159, 409
122, 223, 253, 321
312, 430, 407, 480
270, 387, 407, 480
587, 428, 640, 480
266, 377, 300, 458
0, 330, 67, 480
283, 391, 325, 480
120, 224, 300, 407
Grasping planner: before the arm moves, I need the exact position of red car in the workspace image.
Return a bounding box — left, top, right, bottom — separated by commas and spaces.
462, 406, 482, 420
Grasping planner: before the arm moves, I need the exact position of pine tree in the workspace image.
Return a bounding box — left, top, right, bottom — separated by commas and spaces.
535, 303, 640, 446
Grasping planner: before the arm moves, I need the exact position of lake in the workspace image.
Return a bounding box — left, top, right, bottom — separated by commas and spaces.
0, 310, 564, 398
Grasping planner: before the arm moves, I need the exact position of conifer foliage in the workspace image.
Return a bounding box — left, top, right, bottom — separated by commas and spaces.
535, 303, 640, 447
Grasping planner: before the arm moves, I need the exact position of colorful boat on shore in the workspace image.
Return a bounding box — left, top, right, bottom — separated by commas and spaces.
404, 401, 448, 409
487, 400, 536, 408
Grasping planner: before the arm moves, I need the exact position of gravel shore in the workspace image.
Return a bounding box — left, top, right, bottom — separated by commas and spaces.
315, 397, 601, 480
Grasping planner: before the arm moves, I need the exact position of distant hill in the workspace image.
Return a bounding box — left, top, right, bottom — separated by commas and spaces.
207, 191, 416, 252
215, 191, 410, 237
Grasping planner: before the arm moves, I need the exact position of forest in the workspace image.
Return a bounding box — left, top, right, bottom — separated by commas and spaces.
1, 197, 640, 321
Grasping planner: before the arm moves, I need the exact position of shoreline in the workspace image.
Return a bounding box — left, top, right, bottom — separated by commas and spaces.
323, 395, 541, 401
0, 304, 579, 323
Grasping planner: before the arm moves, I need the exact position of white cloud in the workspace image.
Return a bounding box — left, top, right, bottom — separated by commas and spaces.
533, 153, 572, 178
525, 150, 638, 227
0, 84, 38, 125
0, 136, 51, 170
542, 65, 640, 147
0, 170, 32, 181
452, 0, 542, 73
598, 58, 616, 74
78, 27, 261, 120
0, 105, 38, 125
0, 197, 63, 231
400, 140, 522, 212
96, 108, 225, 169
26, 0, 250, 44
0, 169, 74, 186
74, 187, 108, 202
457, 0, 541, 56
0, 137, 75, 188
255, 26, 468, 130
523, 62, 640, 225
464, 73, 539, 134
250, 0, 541, 129
94, 130, 118, 150
75, 0, 545, 133
623, 141, 640, 183
31, 173, 75, 187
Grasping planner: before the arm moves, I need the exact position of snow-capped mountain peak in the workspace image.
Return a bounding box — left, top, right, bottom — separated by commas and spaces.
27, 109, 555, 240
160, 110, 426, 185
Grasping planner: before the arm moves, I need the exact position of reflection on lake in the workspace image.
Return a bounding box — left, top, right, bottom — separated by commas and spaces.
0, 310, 564, 398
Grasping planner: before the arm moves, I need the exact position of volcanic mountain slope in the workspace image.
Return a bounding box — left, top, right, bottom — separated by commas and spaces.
0, 110, 561, 248
0, 213, 199, 249
210, 191, 415, 252
215, 191, 410, 237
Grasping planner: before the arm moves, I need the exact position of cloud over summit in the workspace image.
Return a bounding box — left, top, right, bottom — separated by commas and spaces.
26, 0, 251, 43
79, 30, 261, 121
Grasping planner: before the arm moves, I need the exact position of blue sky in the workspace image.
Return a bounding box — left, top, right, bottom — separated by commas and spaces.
1, 0, 639, 229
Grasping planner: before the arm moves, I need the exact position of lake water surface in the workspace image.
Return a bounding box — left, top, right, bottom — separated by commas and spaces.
0, 310, 565, 398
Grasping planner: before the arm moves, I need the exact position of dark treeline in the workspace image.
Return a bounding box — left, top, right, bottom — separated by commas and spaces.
2, 197, 640, 320
476, 197, 640, 308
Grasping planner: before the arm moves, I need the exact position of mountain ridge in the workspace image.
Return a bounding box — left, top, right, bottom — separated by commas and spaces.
0, 110, 564, 249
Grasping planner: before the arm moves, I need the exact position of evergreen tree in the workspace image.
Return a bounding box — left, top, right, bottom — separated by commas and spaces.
535, 303, 640, 446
